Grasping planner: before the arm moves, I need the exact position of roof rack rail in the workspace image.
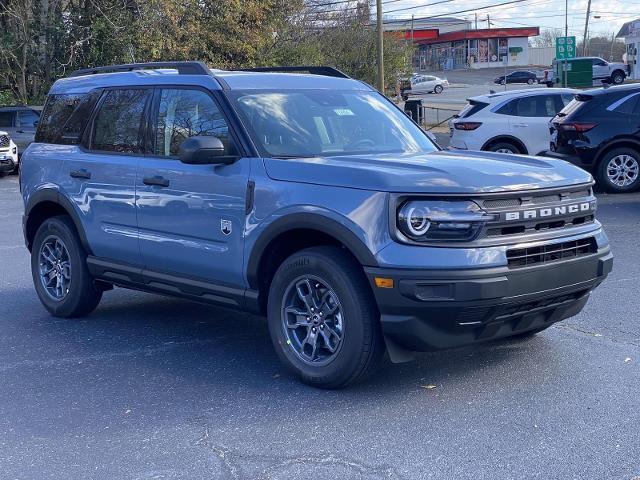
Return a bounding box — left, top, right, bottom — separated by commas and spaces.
238, 66, 350, 79
69, 61, 211, 77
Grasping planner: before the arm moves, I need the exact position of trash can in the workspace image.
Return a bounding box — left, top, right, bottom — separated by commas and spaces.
404, 99, 423, 123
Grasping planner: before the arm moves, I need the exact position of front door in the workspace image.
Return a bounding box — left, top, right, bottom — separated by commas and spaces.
136, 87, 249, 287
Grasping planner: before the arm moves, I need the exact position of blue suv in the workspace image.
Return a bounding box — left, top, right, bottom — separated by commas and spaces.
21, 62, 612, 388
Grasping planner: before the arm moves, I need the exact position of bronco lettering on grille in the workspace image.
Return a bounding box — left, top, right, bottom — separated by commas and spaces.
503, 202, 594, 221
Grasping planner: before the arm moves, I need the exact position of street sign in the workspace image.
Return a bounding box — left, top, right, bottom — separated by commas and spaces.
556, 36, 576, 60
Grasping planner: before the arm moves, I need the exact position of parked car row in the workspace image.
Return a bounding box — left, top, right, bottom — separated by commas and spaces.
449, 83, 640, 192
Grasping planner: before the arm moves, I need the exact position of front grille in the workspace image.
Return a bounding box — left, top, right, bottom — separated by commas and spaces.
0, 135, 9, 148
506, 237, 596, 268
477, 186, 596, 242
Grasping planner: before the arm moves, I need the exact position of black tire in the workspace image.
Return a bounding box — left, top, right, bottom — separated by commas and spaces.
267, 246, 385, 389
31, 215, 102, 318
486, 141, 521, 154
401, 94, 409, 101
611, 71, 625, 85
434, 84, 443, 94
527, 78, 535, 85
596, 147, 640, 193
546, 81, 554, 88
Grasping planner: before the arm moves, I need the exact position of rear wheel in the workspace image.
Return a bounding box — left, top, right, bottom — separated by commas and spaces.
597, 147, 640, 193
433, 84, 443, 94
267, 246, 385, 389
527, 78, 535, 85
487, 141, 521, 154
31, 216, 102, 317
611, 71, 625, 85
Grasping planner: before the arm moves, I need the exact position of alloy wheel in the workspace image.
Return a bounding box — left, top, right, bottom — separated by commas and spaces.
38, 235, 72, 300
606, 154, 639, 188
281, 275, 344, 365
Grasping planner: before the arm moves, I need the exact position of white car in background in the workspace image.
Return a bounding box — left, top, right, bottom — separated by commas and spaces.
403, 74, 449, 99
449, 88, 577, 155
0, 131, 18, 175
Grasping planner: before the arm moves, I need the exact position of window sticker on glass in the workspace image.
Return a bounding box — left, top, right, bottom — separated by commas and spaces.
334, 108, 354, 116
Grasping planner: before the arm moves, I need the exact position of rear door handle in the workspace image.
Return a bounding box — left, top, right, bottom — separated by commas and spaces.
70, 169, 91, 179
143, 176, 170, 187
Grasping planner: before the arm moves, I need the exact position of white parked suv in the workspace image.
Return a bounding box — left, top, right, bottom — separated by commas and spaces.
0, 131, 18, 175
449, 88, 577, 155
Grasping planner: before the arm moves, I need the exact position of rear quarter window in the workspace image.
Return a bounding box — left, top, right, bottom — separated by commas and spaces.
36, 94, 84, 143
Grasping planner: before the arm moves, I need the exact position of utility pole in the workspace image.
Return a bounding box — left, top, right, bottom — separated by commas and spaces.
486, 14, 490, 29
410, 14, 415, 70
475, 13, 478, 30
564, 0, 568, 87
609, 32, 615, 61
582, 0, 592, 56
376, 0, 384, 93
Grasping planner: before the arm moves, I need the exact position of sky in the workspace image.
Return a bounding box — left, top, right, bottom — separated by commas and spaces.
376, 0, 633, 40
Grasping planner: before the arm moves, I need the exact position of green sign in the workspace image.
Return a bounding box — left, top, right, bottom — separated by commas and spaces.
556, 36, 576, 59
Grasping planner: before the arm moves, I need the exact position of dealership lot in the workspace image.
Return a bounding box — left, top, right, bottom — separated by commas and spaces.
0, 174, 639, 479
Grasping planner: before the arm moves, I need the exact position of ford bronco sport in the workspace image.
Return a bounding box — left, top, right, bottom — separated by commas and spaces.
21, 62, 612, 388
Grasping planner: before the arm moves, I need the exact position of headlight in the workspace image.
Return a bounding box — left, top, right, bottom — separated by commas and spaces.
397, 200, 496, 242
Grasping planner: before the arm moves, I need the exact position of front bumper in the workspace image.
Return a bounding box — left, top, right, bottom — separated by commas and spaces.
365, 247, 612, 351
0, 156, 17, 173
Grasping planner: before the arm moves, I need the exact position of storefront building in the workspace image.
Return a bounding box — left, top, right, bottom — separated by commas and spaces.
383, 17, 539, 71
617, 19, 640, 80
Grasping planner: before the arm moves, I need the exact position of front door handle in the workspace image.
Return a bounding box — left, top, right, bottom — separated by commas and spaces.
143, 176, 170, 187
70, 169, 91, 179
513, 123, 529, 128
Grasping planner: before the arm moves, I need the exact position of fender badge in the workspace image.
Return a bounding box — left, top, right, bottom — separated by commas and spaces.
221, 219, 232, 236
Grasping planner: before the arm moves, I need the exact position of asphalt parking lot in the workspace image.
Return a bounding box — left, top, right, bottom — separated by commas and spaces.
1, 174, 639, 480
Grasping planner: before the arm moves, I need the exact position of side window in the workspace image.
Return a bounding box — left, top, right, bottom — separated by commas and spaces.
611, 95, 640, 115
0, 111, 13, 128
560, 94, 575, 106
516, 95, 557, 117
495, 99, 517, 115
36, 94, 84, 143
154, 89, 231, 157
91, 89, 151, 153
17, 110, 39, 130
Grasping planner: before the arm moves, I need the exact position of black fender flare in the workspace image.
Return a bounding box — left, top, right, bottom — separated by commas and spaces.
245, 212, 379, 289
481, 135, 528, 154
24, 188, 92, 253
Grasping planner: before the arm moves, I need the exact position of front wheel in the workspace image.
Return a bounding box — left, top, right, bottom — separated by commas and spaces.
267, 246, 385, 389
597, 148, 640, 193
31, 216, 102, 317
433, 84, 443, 94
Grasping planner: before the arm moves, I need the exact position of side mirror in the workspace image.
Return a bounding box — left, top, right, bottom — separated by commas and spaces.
178, 136, 235, 165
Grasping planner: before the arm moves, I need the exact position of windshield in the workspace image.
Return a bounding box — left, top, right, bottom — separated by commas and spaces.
229, 90, 437, 158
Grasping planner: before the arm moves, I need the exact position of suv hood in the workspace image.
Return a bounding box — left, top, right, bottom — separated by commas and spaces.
263, 150, 593, 194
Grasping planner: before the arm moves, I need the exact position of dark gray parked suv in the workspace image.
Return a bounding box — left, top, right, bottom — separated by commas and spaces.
0, 105, 41, 154
20, 62, 612, 388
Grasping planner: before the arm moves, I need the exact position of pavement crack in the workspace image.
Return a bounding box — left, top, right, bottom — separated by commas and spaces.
555, 324, 640, 349
194, 426, 408, 480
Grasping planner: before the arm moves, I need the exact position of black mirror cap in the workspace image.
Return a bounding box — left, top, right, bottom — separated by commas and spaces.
179, 136, 235, 165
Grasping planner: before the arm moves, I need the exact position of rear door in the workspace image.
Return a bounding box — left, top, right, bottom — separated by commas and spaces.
510, 94, 560, 154
135, 87, 250, 287
59, 88, 150, 265
592, 58, 608, 81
